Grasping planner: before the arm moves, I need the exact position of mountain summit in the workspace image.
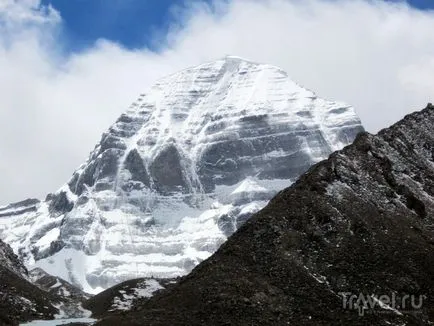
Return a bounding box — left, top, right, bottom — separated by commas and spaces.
0, 57, 363, 293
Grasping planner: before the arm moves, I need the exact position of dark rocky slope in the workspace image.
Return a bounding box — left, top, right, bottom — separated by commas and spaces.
29, 268, 90, 301
28, 267, 93, 319
0, 240, 94, 325
97, 104, 434, 326
0, 240, 59, 325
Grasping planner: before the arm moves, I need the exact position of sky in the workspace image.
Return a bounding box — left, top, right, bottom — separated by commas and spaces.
39, 0, 198, 51
1, 0, 434, 204
40, 0, 434, 51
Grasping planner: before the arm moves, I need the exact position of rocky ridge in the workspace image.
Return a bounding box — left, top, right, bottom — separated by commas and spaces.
96, 104, 434, 326
0, 239, 94, 325
0, 239, 58, 325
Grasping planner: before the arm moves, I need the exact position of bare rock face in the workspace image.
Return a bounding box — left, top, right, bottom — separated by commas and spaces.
96, 105, 434, 326
149, 144, 190, 194
0, 57, 363, 293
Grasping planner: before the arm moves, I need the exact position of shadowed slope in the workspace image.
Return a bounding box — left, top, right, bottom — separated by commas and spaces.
97, 104, 434, 326
0, 240, 59, 325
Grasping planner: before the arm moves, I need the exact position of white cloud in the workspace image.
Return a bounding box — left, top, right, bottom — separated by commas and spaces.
0, 0, 433, 203
0, 0, 58, 25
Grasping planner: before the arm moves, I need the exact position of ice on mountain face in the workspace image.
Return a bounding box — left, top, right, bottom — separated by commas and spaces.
0, 57, 364, 293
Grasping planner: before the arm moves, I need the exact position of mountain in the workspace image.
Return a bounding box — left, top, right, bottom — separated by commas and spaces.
95, 104, 434, 326
29, 268, 90, 304
0, 56, 363, 294
0, 239, 58, 325
0, 238, 95, 325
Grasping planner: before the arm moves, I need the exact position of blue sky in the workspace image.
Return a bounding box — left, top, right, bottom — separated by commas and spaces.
40, 0, 215, 51
41, 0, 433, 52
405, 0, 434, 9
2, 0, 434, 202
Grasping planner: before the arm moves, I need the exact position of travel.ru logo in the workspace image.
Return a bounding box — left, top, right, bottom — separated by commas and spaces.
339, 292, 426, 316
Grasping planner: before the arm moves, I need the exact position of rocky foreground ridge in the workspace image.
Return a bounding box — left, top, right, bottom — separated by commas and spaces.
0, 239, 59, 325
96, 104, 434, 326
0, 240, 93, 325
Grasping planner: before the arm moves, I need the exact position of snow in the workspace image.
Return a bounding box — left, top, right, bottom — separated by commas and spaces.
53, 302, 93, 320
59, 287, 70, 297
135, 279, 164, 298
34, 229, 60, 252
110, 279, 164, 312
0, 57, 363, 293
231, 178, 268, 195
49, 280, 62, 289
18, 297, 33, 306
20, 318, 96, 326
371, 296, 403, 316
239, 202, 267, 216
32, 249, 104, 295
303, 266, 328, 285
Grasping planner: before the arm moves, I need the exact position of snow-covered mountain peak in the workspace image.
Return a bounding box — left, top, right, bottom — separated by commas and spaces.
0, 58, 364, 293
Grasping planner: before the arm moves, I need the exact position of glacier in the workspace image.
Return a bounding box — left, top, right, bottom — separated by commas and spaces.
0, 56, 363, 293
